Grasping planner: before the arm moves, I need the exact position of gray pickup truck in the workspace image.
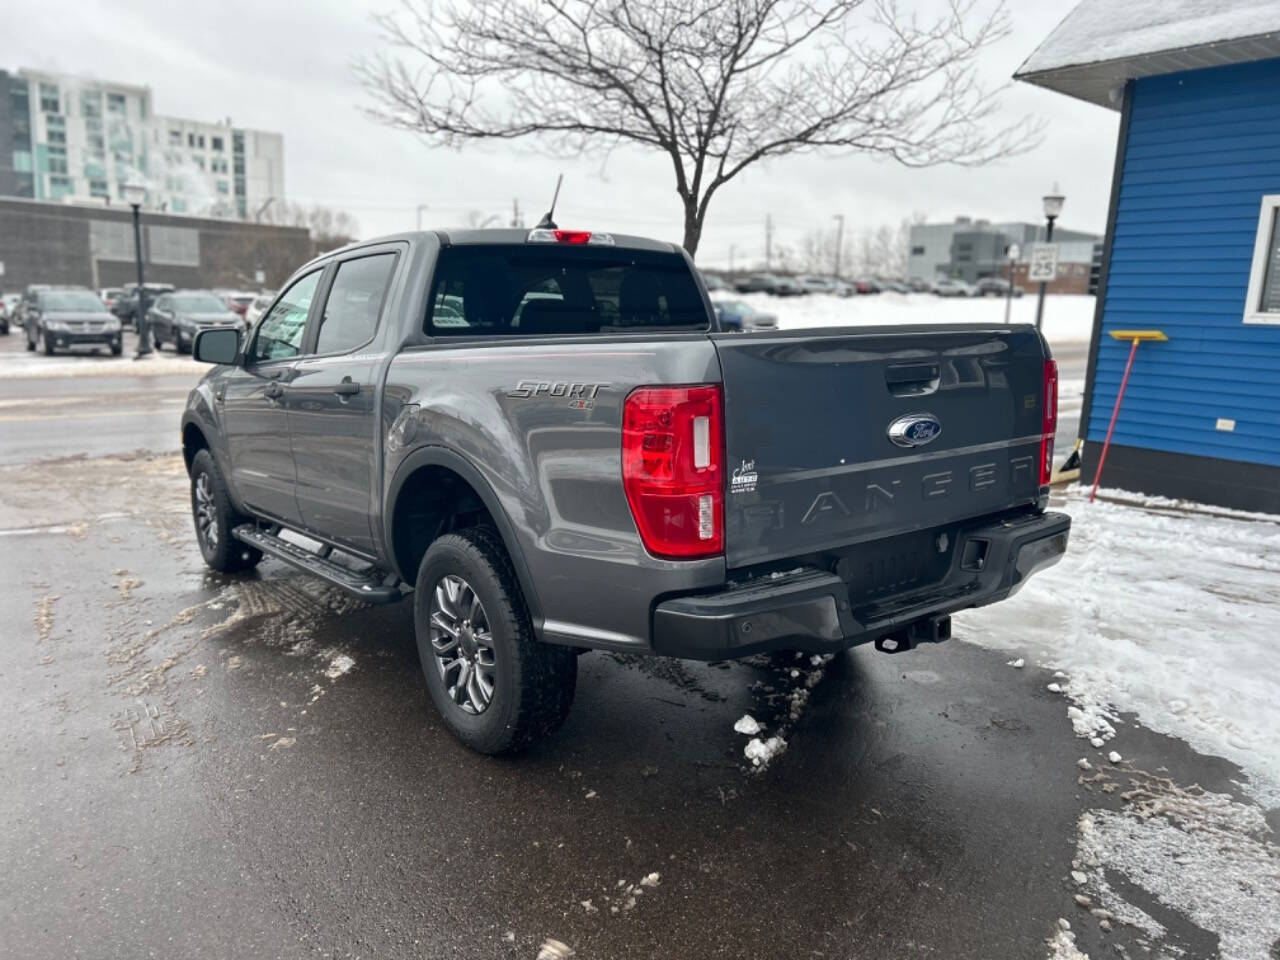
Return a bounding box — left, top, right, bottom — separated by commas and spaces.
181, 227, 1069, 754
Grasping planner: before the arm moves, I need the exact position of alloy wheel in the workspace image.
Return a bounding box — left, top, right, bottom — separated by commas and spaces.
428, 574, 497, 714
194, 471, 218, 550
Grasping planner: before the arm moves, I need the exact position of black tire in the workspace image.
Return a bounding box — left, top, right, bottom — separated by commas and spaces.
39, 329, 54, 356
110, 341, 122, 356
189, 448, 263, 573
25, 329, 34, 351
413, 527, 576, 754
176, 333, 191, 355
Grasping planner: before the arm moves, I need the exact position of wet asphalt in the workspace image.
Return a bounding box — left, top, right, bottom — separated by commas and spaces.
0, 332, 1232, 960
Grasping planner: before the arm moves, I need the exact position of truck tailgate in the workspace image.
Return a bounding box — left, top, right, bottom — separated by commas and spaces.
712, 325, 1051, 569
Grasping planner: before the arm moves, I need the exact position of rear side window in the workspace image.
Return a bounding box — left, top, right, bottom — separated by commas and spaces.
315, 253, 396, 354
426, 245, 708, 336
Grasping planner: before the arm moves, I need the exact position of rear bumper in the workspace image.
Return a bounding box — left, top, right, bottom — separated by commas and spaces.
651, 510, 1070, 660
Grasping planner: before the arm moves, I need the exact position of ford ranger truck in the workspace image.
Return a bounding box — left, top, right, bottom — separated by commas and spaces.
180, 227, 1069, 754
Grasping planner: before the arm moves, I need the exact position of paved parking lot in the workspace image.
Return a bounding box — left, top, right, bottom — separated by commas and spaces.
1, 329, 1271, 960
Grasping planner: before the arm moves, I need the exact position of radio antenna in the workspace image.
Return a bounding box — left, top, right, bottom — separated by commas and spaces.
534, 174, 563, 230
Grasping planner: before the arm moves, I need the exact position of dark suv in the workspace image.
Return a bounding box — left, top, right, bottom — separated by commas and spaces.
24, 286, 123, 356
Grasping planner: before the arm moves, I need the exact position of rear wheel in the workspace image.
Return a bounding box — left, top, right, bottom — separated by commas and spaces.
189, 449, 263, 573
38, 329, 54, 356
414, 528, 576, 754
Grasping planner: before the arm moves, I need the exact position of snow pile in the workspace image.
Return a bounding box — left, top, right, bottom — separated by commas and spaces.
1072, 772, 1280, 959
730, 292, 1095, 347
733, 714, 762, 735
0, 352, 203, 380
957, 488, 1280, 806
324, 653, 356, 679
1045, 924, 1088, 960
743, 736, 787, 767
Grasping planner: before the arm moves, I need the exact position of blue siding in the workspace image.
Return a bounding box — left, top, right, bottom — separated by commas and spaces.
1089, 59, 1280, 467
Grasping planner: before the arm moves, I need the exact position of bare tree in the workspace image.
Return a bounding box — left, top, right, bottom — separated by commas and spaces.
357, 0, 1038, 258
260, 202, 361, 254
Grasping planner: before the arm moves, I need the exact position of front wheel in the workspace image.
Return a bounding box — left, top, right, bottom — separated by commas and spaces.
38, 329, 54, 355
189, 449, 263, 573
414, 528, 576, 754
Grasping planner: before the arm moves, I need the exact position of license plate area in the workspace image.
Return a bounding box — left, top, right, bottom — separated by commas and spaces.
836, 528, 955, 605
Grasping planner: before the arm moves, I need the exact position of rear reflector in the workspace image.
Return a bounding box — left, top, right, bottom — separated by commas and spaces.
1039, 358, 1059, 486
526, 228, 615, 246
622, 385, 724, 559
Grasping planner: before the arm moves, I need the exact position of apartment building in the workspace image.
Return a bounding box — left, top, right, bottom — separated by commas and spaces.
0, 67, 283, 219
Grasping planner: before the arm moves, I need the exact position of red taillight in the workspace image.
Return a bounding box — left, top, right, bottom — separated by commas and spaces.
1039, 358, 1058, 486
622, 385, 724, 559
553, 229, 592, 244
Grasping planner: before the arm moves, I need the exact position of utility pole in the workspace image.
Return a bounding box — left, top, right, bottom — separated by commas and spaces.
765, 215, 773, 270
729, 244, 737, 273
832, 214, 845, 279
510, 198, 523, 228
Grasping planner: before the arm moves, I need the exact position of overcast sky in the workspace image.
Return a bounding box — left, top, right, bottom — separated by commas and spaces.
9, 0, 1117, 268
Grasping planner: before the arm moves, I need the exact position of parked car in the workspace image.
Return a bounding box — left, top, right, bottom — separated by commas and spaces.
700, 273, 730, 293
100, 287, 125, 312
180, 226, 1069, 755
245, 292, 275, 326
711, 298, 779, 332
0, 292, 19, 334
114, 282, 175, 329
770, 275, 807, 297
24, 286, 123, 356
148, 290, 246, 353
880, 280, 911, 294
907, 278, 933, 292
932, 278, 976, 297
974, 277, 1025, 297
796, 275, 839, 295
216, 290, 258, 317
734, 272, 782, 294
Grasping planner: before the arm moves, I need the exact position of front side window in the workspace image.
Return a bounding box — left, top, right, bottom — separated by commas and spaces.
250, 271, 320, 363
1244, 194, 1280, 324
426, 244, 707, 336
315, 253, 396, 354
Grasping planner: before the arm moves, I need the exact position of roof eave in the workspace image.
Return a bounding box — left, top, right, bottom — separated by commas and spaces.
1015, 31, 1280, 110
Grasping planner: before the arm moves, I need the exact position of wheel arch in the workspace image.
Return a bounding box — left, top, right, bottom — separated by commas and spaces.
385, 446, 544, 630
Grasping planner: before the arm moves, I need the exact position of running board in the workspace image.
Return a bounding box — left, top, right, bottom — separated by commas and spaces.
231, 524, 404, 604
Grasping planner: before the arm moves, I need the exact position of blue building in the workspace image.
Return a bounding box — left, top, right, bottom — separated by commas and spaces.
1019, 2, 1280, 513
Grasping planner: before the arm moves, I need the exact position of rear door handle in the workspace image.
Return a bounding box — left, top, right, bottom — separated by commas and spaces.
333, 379, 360, 397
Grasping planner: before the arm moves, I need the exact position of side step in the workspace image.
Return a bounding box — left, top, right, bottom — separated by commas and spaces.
231, 524, 404, 604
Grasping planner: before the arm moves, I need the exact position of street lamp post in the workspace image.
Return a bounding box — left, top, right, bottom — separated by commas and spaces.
832, 214, 845, 280
122, 181, 151, 359
1035, 187, 1065, 331
1004, 243, 1020, 324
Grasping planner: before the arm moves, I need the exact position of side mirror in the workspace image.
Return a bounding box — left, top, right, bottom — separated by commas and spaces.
193, 327, 241, 365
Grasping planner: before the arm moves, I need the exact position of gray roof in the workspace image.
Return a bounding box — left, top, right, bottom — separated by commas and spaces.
1016, 0, 1280, 108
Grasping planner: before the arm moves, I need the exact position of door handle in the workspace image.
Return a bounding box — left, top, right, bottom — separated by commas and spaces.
333, 379, 360, 397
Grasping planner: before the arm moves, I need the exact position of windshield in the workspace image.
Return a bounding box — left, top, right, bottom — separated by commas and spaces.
172, 294, 230, 313
426, 244, 708, 336
40, 291, 105, 312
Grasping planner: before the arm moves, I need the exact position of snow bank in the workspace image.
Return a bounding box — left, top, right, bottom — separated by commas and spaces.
732, 292, 1095, 348
957, 487, 1280, 805
0, 352, 203, 380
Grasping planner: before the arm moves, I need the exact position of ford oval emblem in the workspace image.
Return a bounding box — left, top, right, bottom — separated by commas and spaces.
888, 413, 942, 448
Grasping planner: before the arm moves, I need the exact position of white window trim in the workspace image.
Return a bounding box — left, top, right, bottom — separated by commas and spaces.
1243, 194, 1280, 325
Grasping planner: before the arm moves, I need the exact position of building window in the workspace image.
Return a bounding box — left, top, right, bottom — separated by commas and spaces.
911, 245, 925, 256
46, 113, 64, 129
89, 179, 109, 198
169, 129, 182, 145
39, 83, 59, 113
216, 180, 230, 195
90, 219, 136, 260
193, 156, 205, 171
107, 92, 126, 113
211, 136, 224, 151
49, 175, 73, 198
47, 156, 68, 175
47, 128, 66, 146
81, 93, 102, 118
1244, 194, 1280, 325
13, 151, 32, 173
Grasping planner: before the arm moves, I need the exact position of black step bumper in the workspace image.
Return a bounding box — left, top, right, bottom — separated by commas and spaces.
651, 510, 1069, 660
